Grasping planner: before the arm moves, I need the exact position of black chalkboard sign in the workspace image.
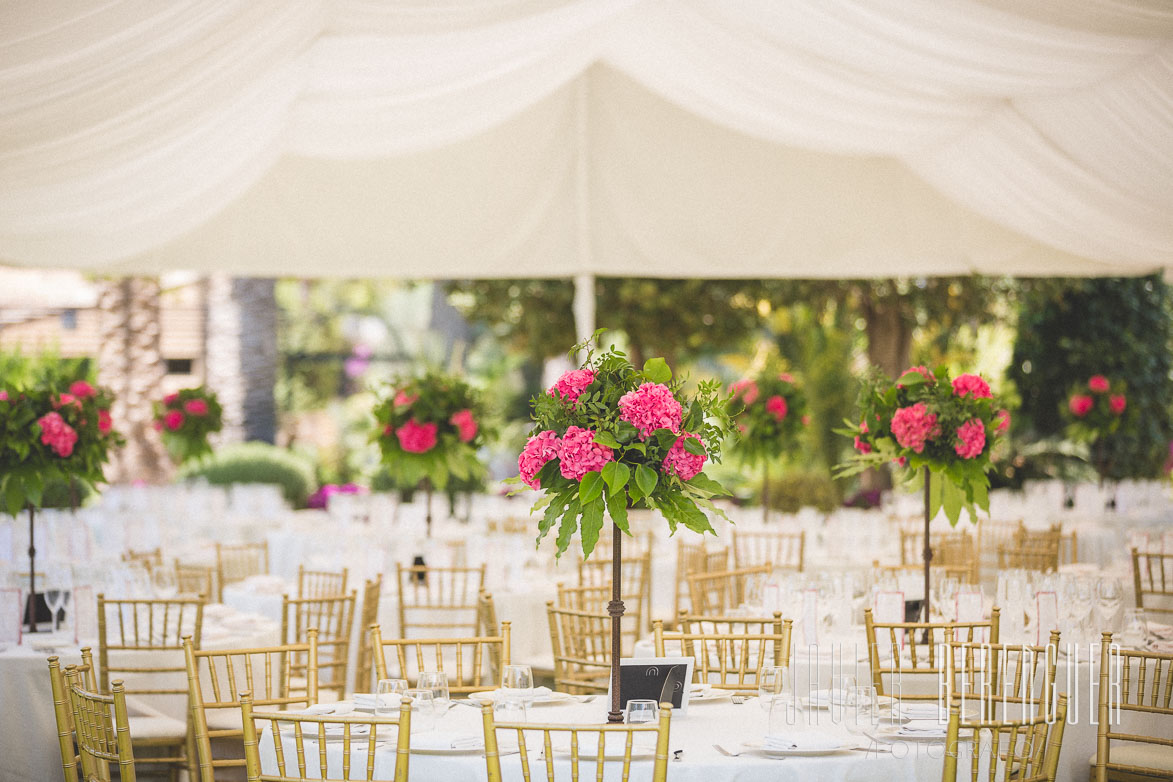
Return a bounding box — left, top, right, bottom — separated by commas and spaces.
613, 657, 695, 716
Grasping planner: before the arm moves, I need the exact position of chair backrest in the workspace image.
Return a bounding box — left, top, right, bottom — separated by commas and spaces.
48, 655, 97, 782
123, 547, 163, 573
732, 529, 804, 572
899, 528, 980, 583
687, 564, 773, 615
674, 540, 728, 619
1131, 548, 1173, 618
976, 517, 1024, 575
945, 630, 1062, 722
175, 561, 215, 599
98, 594, 205, 707
215, 542, 269, 600
864, 607, 1000, 700
556, 582, 639, 656
281, 591, 356, 698
578, 548, 652, 634
64, 666, 138, 782
481, 702, 672, 782
240, 691, 411, 782
942, 694, 1067, 782
1094, 632, 1173, 782
546, 601, 611, 694
652, 616, 791, 692
296, 565, 349, 599
353, 576, 383, 693
396, 563, 485, 637
369, 622, 510, 694
184, 632, 319, 782
997, 524, 1061, 573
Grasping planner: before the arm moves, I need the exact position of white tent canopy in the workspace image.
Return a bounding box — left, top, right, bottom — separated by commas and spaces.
1, 0, 1171, 278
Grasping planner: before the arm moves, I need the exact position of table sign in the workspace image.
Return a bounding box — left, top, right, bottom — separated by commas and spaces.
1036, 592, 1058, 646
956, 590, 983, 623
72, 585, 96, 643
612, 657, 694, 716
0, 588, 21, 646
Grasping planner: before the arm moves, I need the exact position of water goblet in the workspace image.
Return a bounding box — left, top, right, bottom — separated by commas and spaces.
845, 685, 879, 736
404, 689, 437, 732
493, 694, 528, 724
417, 672, 449, 709
1096, 579, 1124, 633
624, 700, 658, 724
502, 664, 534, 702
830, 674, 857, 707
758, 666, 785, 711
1120, 608, 1149, 650
376, 679, 408, 716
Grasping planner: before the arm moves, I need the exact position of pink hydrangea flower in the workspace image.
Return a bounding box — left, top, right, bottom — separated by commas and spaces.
662, 433, 706, 480
801, 415, 811, 426
557, 426, 614, 481
951, 373, 992, 399
891, 403, 939, 454
518, 430, 560, 489
0, 390, 7, 401
38, 412, 78, 457
898, 366, 935, 388
954, 418, 986, 459
382, 424, 394, 437
765, 395, 788, 421
1069, 395, 1093, 418
163, 410, 185, 431
69, 381, 96, 398
163, 393, 178, 405
729, 379, 759, 406
393, 390, 418, 407
98, 409, 112, 435
853, 436, 872, 454
893, 456, 908, 467
619, 383, 683, 439
450, 409, 478, 442
184, 398, 209, 416
994, 409, 1011, 435
396, 420, 437, 453
1088, 375, 1110, 393
55, 393, 79, 409
1109, 395, 1127, 415
549, 369, 596, 405
778, 372, 795, 383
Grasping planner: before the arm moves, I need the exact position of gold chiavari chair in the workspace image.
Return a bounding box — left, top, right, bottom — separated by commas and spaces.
1093, 632, 1173, 781
476, 589, 498, 637
1058, 529, 1078, 566
396, 563, 485, 637
1131, 548, 1173, 618
240, 691, 412, 782
652, 615, 791, 693
123, 547, 164, 573
184, 631, 319, 782
945, 629, 1062, 723
369, 622, 511, 695
547, 601, 611, 694
215, 542, 269, 601
97, 594, 204, 780
486, 516, 530, 534
176, 561, 216, 599
578, 547, 652, 634
64, 666, 139, 782
687, 564, 773, 616
864, 607, 1000, 702
353, 576, 383, 693
942, 695, 1068, 782
481, 702, 673, 782
556, 582, 640, 656
281, 591, 356, 700
296, 565, 349, 599
997, 524, 1062, 573
48, 655, 98, 782
976, 517, 1023, 576
732, 529, 804, 572
674, 540, 728, 622
899, 528, 980, 584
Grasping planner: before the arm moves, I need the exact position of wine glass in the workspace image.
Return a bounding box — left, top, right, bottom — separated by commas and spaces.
502, 664, 534, 702
845, 685, 879, 736
1120, 609, 1149, 650
758, 666, 785, 711
624, 700, 658, 724
376, 679, 408, 716
404, 689, 437, 732
1096, 579, 1124, 633
493, 694, 527, 724
417, 672, 449, 709
44, 564, 73, 632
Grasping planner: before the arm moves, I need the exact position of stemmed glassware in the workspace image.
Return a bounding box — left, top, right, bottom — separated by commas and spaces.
43, 563, 72, 632
403, 689, 437, 732
758, 666, 786, 711
417, 672, 450, 710
1096, 579, 1124, 634
502, 665, 534, 702
376, 679, 408, 716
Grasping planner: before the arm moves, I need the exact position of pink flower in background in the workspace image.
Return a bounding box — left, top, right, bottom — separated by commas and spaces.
1069, 395, 1093, 418
619, 383, 683, 438
69, 381, 96, 398
729, 379, 759, 406
662, 433, 706, 480
396, 420, 437, 453
55, 393, 80, 409
549, 369, 596, 405
778, 372, 795, 383
853, 436, 872, 454
393, 390, 418, 408
801, 415, 811, 426
163, 410, 185, 431
38, 412, 77, 457
765, 395, 788, 421
1109, 395, 1127, 415
382, 424, 394, 437
518, 430, 560, 488
860, 421, 869, 434
163, 393, 178, 405
994, 409, 1011, 434
450, 409, 478, 442
184, 398, 209, 416
951, 373, 992, 399
893, 456, 908, 468
891, 403, 939, 454
954, 418, 986, 459
898, 366, 935, 387
556, 426, 614, 480
97, 409, 112, 435
0, 391, 7, 401
1088, 375, 1110, 393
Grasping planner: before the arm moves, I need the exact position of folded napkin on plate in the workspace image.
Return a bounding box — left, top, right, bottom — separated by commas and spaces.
898, 719, 946, 734
489, 686, 552, 702
353, 693, 405, 711
895, 703, 947, 720
764, 730, 842, 751
807, 689, 849, 706
302, 704, 337, 715
412, 733, 483, 751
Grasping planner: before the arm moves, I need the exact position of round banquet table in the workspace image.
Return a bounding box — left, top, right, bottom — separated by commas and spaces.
0, 608, 279, 782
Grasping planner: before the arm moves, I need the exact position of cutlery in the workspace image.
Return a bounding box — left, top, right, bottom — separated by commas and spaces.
731, 695, 746, 705
712, 744, 742, 757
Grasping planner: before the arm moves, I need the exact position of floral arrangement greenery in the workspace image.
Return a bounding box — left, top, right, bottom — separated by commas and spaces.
153, 387, 223, 464
372, 371, 490, 491
837, 366, 1010, 526
727, 370, 808, 466
511, 336, 735, 558
0, 380, 121, 516
1062, 374, 1128, 443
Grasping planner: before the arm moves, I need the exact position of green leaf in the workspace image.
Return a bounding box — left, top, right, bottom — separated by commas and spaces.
592, 431, 621, 449
928, 469, 943, 521
942, 479, 964, 526
685, 472, 730, 497
616, 421, 639, 443
605, 491, 629, 533
643, 357, 672, 384
682, 437, 706, 456
970, 476, 990, 514
5, 479, 25, 517
24, 472, 43, 508
554, 499, 581, 557
600, 462, 630, 494
625, 441, 646, 456
579, 471, 604, 505
635, 464, 659, 498
580, 497, 605, 558
896, 370, 926, 387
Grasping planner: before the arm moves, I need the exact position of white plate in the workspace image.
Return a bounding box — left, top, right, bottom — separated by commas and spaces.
742, 740, 856, 757
467, 690, 576, 705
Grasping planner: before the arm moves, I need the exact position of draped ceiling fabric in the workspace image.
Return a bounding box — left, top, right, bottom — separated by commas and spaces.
1, 0, 1171, 279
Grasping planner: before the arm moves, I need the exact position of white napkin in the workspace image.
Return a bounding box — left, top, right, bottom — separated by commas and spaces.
353, 693, 403, 711
807, 689, 848, 707
897, 719, 946, 735
412, 733, 483, 751
895, 702, 947, 720
488, 686, 552, 702
764, 730, 842, 750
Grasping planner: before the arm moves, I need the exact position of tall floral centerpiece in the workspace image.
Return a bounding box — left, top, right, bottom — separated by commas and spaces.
373, 372, 489, 535
838, 366, 1009, 621
727, 370, 808, 521
153, 387, 223, 464
0, 380, 121, 631
1062, 374, 1129, 505
513, 338, 734, 722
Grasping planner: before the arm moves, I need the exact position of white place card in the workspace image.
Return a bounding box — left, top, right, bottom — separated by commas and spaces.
0, 587, 22, 646
73, 585, 97, 643
1035, 591, 1058, 646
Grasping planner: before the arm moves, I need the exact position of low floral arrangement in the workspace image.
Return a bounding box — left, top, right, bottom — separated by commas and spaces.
727, 370, 808, 466
154, 387, 223, 464
837, 366, 1010, 525
1062, 374, 1127, 443
373, 372, 489, 491
0, 380, 121, 516
511, 338, 734, 558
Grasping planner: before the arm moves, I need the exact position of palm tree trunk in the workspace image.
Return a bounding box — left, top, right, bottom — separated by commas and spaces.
204, 275, 278, 444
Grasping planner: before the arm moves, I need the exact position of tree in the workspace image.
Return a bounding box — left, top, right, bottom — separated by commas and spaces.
1009, 275, 1173, 480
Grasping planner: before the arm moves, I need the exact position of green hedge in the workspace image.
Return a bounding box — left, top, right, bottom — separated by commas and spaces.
179, 442, 315, 508
765, 470, 843, 514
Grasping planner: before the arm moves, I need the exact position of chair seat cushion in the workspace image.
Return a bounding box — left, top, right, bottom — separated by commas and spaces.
1090, 743, 1173, 773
